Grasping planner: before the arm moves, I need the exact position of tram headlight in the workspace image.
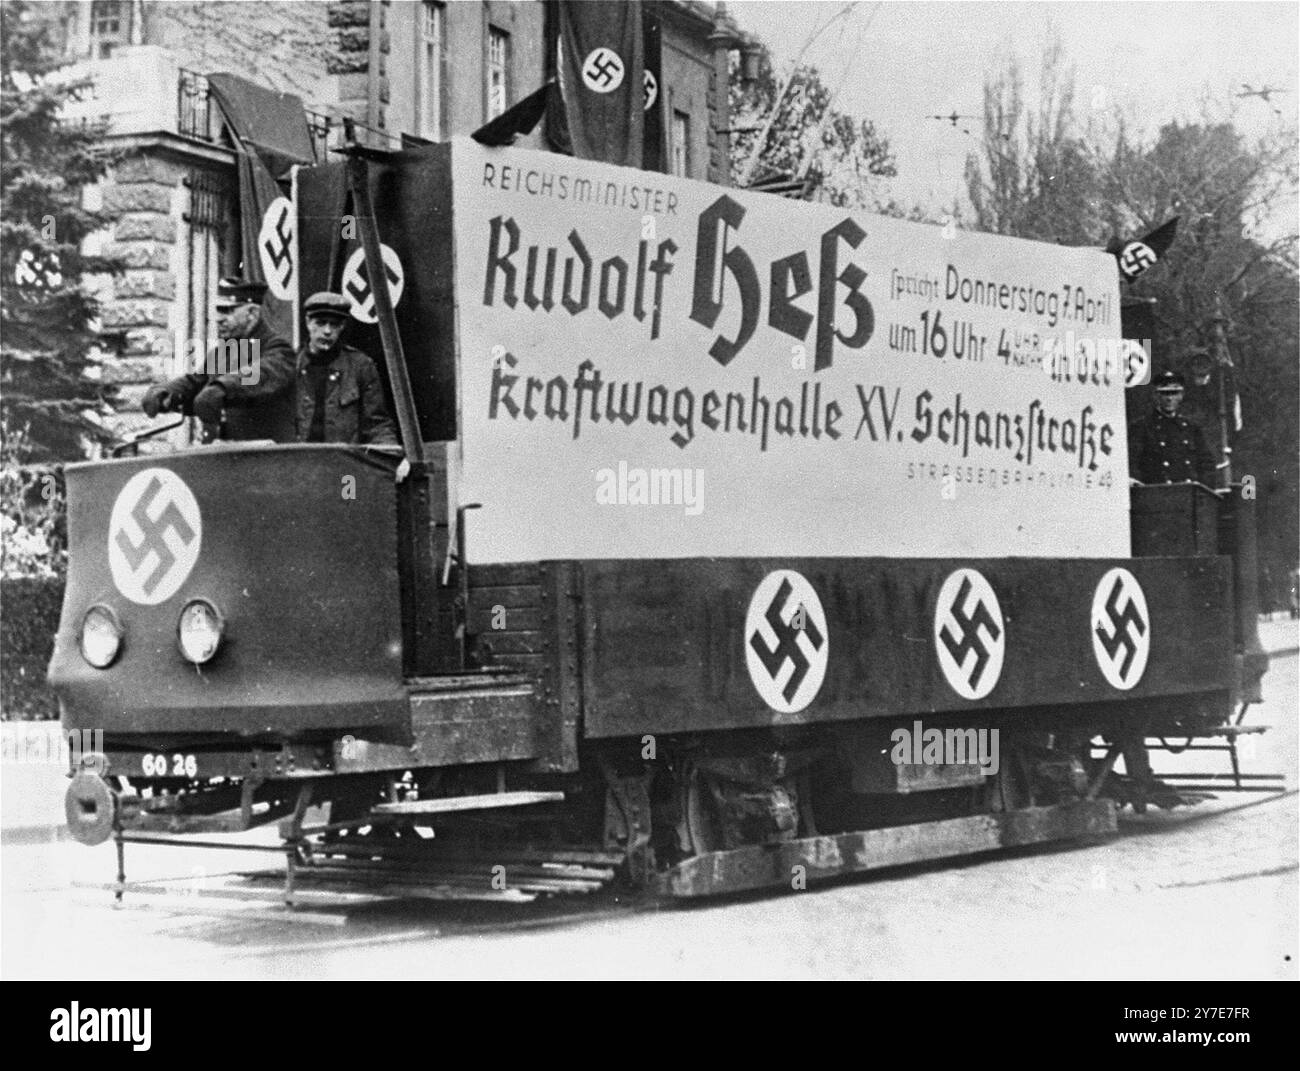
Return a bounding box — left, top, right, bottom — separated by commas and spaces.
80, 605, 123, 669
177, 599, 223, 665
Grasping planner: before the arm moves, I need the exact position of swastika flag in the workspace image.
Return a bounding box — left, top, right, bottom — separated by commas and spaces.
555, 0, 645, 168
296, 145, 455, 443
642, 2, 666, 173
1106, 217, 1179, 284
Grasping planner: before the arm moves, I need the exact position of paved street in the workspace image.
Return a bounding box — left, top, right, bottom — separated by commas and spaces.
3, 628, 1296, 980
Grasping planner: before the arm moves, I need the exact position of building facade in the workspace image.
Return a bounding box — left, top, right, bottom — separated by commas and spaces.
32, 1, 748, 439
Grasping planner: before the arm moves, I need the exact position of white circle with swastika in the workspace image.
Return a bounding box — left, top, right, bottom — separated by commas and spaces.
108, 469, 202, 605
341, 244, 404, 324
14, 248, 63, 290
934, 568, 1005, 700
744, 569, 829, 715
644, 69, 658, 111
1119, 240, 1157, 280
257, 197, 296, 300
1091, 567, 1150, 690
1122, 338, 1151, 388
582, 47, 625, 93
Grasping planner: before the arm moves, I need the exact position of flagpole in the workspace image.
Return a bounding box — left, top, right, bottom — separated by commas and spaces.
1211, 294, 1233, 487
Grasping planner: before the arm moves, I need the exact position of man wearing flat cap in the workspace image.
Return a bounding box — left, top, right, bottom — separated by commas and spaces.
1128, 370, 1217, 486
142, 277, 296, 442
295, 291, 397, 446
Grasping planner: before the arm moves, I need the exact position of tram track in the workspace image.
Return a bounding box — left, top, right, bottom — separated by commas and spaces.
67, 786, 1295, 932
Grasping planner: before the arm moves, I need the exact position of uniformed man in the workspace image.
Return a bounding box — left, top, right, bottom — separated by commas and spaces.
141, 278, 296, 442
295, 291, 398, 446
1128, 370, 1217, 486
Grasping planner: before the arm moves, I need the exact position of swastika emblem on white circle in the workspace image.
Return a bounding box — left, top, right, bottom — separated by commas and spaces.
582, 47, 625, 93
14, 247, 62, 290
934, 569, 1005, 700
744, 570, 829, 714
257, 197, 296, 300
643, 69, 658, 111
1119, 240, 1157, 280
341, 244, 404, 325
1122, 338, 1151, 388
1091, 568, 1149, 690
108, 469, 202, 605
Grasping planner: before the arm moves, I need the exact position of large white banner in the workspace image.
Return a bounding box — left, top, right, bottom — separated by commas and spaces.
451, 140, 1128, 562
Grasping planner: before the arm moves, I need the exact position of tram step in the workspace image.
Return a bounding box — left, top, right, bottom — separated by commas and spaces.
1194, 724, 1270, 736
302, 861, 607, 896
372, 790, 565, 815
308, 850, 616, 885
251, 870, 540, 903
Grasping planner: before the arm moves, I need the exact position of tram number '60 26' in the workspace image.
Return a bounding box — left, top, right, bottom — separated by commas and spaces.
142, 753, 197, 778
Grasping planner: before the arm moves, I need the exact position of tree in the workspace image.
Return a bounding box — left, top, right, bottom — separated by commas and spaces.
965, 43, 1300, 610
1, 0, 120, 463
1094, 117, 1298, 611
728, 43, 896, 208
964, 39, 1102, 244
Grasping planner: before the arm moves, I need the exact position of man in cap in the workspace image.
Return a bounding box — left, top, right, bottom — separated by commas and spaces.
295, 291, 397, 446
1128, 370, 1217, 486
142, 278, 296, 442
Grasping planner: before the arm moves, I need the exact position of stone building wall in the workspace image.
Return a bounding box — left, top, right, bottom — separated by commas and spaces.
85, 152, 205, 444
48, 0, 378, 124
144, 1, 340, 110
662, 12, 717, 183
325, 0, 390, 143
385, 0, 547, 149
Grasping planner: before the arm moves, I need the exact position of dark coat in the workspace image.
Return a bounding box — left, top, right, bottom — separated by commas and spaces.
162, 319, 297, 442
1128, 408, 1217, 486
294, 343, 398, 446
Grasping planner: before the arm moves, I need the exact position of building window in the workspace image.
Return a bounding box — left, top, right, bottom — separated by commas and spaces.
90, 1, 130, 59
181, 169, 235, 412
487, 27, 510, 120
671, 110, 690, 177
418, 2, 444, 140
61, 8, 80, 59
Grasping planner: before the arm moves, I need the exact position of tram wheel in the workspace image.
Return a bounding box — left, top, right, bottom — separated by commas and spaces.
678, 761, 725, 856
675, 760, 810, 857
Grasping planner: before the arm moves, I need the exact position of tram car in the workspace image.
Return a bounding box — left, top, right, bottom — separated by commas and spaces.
49, 138, 1269, 899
